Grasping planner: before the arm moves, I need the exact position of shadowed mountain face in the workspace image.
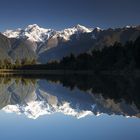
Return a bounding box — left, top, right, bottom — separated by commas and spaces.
1, 25, 140, 63
0, 33, 36, 62
0, 75, 139, 119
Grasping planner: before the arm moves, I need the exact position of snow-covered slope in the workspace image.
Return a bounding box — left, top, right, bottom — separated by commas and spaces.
56, 24, 92, 40
3, 24, 54, 42
4, 24, 92, 41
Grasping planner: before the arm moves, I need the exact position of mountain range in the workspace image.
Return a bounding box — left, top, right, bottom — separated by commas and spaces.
0, 24, 140, 63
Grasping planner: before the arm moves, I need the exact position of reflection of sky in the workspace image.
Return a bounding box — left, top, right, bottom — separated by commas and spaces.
0, 111, 139, 140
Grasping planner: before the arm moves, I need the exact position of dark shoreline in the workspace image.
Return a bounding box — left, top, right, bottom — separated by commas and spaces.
0, 69, 140, 78
0, 69, 95, 75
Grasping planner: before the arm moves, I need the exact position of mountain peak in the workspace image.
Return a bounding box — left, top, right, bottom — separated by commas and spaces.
75, 24, 85, 28
25, 24, 41, 31
93, 27, 102, 32
74, 24, 92, 32
27, 24, 39, 28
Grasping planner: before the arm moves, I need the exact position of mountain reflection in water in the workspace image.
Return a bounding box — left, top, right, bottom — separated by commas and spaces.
0, 74, 140, 119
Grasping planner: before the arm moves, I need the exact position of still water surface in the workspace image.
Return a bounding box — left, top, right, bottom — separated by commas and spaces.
0, 75, 139, 140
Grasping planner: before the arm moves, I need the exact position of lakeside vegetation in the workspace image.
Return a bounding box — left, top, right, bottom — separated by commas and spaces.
0, 58, 36, 69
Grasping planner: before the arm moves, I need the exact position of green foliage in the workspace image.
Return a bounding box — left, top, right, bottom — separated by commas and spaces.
0, 57, 37, 69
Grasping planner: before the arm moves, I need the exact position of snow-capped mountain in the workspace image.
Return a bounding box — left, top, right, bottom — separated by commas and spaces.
1, 24, 140, 63
58, 24, 92, 40
4, 24, 54, 42
3, 24, 92, 53
4, 24, 92, 42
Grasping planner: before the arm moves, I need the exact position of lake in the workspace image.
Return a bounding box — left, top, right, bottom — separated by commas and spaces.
0, 74, 139, 140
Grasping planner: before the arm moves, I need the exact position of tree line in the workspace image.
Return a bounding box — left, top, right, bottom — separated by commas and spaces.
0, 58, 36, 69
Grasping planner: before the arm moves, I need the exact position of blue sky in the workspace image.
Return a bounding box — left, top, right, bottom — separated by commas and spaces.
0, 0, 140, 31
